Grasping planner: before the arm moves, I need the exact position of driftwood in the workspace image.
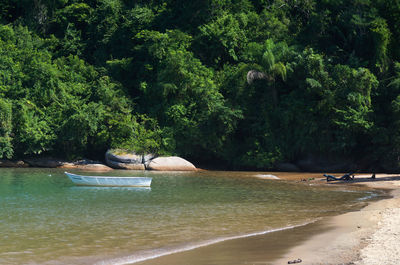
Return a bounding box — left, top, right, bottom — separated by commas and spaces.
324, 173, 354, 182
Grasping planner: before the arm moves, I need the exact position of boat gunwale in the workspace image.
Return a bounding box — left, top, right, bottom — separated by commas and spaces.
64, 172, 152, 180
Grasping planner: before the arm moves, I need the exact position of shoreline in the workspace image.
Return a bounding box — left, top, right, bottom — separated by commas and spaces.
129, 173, 400, 265
272, 173, 400, 265
100, 221, 319, 265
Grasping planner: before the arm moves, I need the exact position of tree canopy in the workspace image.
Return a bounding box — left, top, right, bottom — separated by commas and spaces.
0, 0, 400, 171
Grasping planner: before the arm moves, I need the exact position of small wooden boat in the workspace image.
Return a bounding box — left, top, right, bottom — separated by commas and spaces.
65, 172, 152, 187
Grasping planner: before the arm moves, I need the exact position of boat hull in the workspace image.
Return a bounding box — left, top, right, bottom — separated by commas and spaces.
65, 172, 152, 187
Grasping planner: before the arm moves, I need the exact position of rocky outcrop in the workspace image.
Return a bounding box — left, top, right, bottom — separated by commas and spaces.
146, 156, 197, 171
105, 149, 196, 171
105, 149, 146, 170
105, 150, 143, 164
105, 157, 145, 170
0, 159, 29, 168
143, 154, 156, 165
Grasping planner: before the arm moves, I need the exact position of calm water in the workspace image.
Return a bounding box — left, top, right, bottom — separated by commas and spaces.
0, 168, 382, 265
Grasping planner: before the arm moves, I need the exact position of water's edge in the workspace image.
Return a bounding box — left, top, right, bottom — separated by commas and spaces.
98, 187, 389, 265
118, 188, 390, 265
97, 221, 319, 265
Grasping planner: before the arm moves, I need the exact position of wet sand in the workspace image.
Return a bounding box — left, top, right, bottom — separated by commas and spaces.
274, 173, 400, 265
133, 221, 331, 265
132, 173, 400, 265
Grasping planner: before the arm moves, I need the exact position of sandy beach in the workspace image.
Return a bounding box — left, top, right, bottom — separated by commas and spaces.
133, 173, 400, 265
273, 173, 400, 265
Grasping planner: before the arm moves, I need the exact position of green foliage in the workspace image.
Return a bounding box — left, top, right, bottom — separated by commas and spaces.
0, 24, 150, 160
52, 2, 92, 31
13, 100, 56, 156
109, 114, 164, 155
196, 12, 247, 65
369, 18, 390, 73
0, 97, 13, 158
1, 0, 400, 170
134, 29, 242, 157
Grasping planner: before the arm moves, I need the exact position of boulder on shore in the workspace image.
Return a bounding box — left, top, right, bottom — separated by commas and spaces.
105, 157, 145, 170
105, 149, 146, 170
104, 150, 196, 171
143, 153, 156, 165
105, 149, 143, 164
147, 156, 196, 171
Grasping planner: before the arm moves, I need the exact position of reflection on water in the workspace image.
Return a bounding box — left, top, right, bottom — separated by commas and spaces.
0, 168, 383, 265
69, 186, 151, 192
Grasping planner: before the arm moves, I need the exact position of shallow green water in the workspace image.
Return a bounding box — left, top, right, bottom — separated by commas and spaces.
0, 168, 381, 264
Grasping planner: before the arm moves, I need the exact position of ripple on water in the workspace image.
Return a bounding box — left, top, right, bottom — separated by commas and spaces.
0, 168, 382, 265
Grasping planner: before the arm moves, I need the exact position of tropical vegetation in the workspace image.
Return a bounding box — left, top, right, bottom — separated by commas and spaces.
0, 0, 400, 171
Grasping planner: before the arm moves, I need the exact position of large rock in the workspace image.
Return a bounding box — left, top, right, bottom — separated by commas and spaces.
104, 149, 152, 170
143, 154, 156, 165
105, 157, 145, 170
147, 156, 196, 171
0, 159, 29, 168
105, 149, 143, 164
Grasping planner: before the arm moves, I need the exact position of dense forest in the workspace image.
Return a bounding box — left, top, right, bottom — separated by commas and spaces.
0, 0, 400, 171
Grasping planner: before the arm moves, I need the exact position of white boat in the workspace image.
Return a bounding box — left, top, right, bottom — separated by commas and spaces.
65, 172, 152, 187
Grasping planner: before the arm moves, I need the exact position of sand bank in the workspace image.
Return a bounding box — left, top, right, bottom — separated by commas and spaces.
121, 173, 400, 265
273, 173, 400, 265
132, 173, 400, 265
